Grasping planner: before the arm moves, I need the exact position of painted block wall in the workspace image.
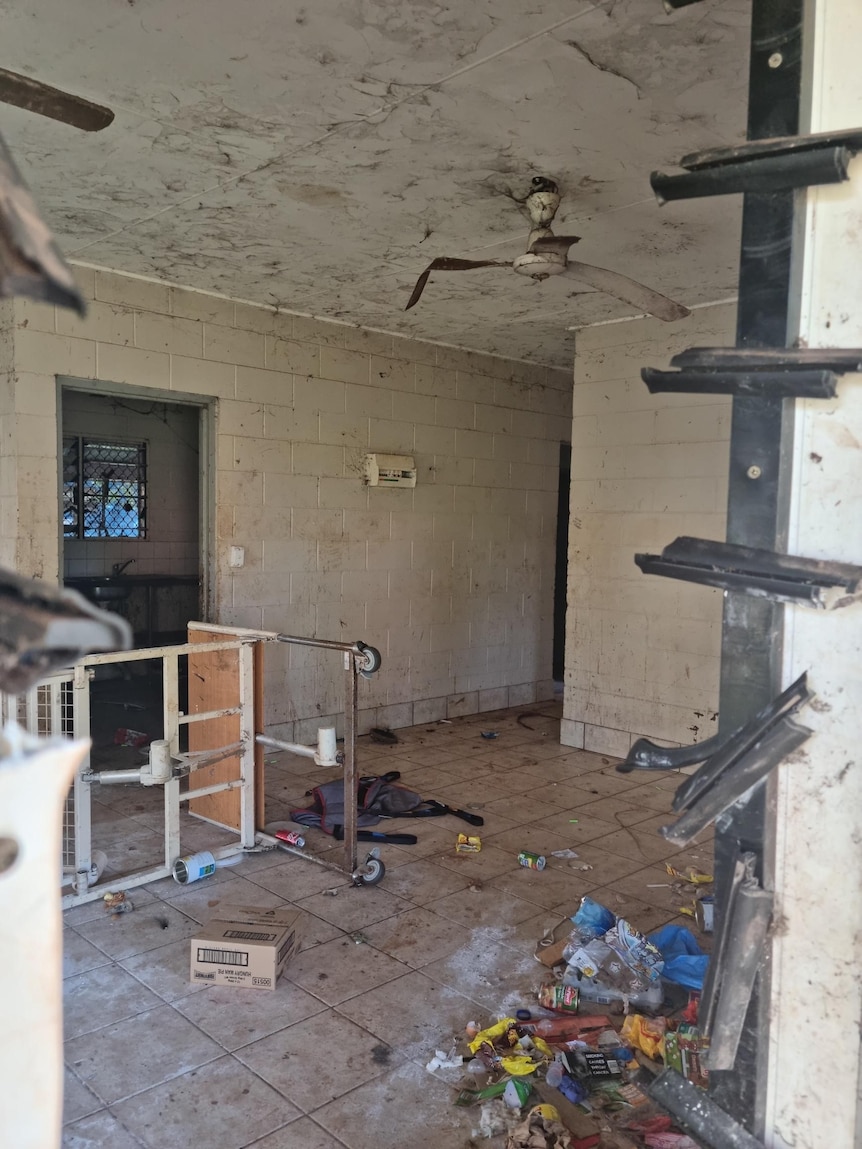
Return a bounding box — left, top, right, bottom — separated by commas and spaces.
562, 302, 736, 757
3, 267, 572, 738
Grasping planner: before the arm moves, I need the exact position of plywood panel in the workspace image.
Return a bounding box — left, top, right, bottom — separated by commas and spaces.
187, 628, 265, 830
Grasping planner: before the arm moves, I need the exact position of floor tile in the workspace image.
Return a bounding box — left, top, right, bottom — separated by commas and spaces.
410, 923, 543, 1014
488, 860, 598, 910
63, 929, 114, 979
245, 1116, 347, 1149
296, 885, 411, 933
64, 963, 163, 1040
66, 1003, 222, 1104
63, 887, 159, 930
548, 841, 651, 886
426, 884, 539, 930
244, 857, 351, 902
75, 902, 200, 962
235, 1009, 395, 1112
283, 933, 411, 1006
432, 842, 521, 882
595, 865, 693, 913
526, 809, 621, 844
312, 1059, 463, 1149
63, 1068, 103, 1125
568, 794, 659, 826
163, 874, 287, 923
337, 968, 479, 1063
119, 937, 210, 1003
359, 908, 463, 969
595, 827, 680, 865
482, 823, 588, 857
62, 1111, 145, 1149
113, 1055, 299, 1149
174, 980, 327, 1050
371, 857, 472, 905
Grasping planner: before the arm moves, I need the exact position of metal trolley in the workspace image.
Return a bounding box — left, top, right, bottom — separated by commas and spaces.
256, 633, 386, 887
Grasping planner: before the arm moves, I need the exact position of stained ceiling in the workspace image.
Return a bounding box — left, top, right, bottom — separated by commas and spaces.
2, 0, 750, 367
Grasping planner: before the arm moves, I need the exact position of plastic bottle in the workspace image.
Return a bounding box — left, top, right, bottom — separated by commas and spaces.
546, 1056, 564, 1088
562, 969, 664, 1011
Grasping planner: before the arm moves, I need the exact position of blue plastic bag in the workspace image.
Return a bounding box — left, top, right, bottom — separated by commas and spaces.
570, 896, 616, 939
648, 924, 709, 991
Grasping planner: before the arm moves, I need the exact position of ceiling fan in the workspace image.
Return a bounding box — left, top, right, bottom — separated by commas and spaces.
0, 69, 113, 315
406, 176, 690, 323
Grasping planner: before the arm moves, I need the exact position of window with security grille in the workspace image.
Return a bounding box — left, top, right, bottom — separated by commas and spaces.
63, 437, 147, 538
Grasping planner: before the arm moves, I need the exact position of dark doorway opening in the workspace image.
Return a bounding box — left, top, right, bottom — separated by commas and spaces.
552, 442, 571, 683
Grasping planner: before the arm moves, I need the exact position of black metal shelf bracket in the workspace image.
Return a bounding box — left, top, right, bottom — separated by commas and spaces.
635, 536, 862, 608
641, 345, 862, 398
652, 127, 862, 203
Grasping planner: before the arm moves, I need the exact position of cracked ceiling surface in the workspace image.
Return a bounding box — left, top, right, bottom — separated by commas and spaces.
2, 0, 750, 367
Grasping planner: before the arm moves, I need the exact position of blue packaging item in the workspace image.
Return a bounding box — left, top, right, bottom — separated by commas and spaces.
557, 1074, 590, 1105
649, 924, 710, 991
570, 895, 616, 938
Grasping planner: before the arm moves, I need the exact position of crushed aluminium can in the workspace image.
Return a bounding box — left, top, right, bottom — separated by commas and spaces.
695, 895, 715, 933
518, 851, 546, 870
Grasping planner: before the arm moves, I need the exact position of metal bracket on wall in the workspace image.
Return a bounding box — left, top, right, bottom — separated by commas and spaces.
649, 1069, 766, 1149
650, 127, 862, 203
635, 536, 862, 608
658, 673, 813, 849
642, 345, 862, 398
700, 852, 774, 1072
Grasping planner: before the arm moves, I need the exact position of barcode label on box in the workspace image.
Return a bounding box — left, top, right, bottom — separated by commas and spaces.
196, 947, 249, 966
224, 929, 278, 942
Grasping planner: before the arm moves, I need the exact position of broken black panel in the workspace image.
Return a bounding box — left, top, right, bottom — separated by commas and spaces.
672, 672, 810, 812
663, 0, 707, 10
634, 536, 862, 608
641, 367, 837, 399
618, 728, 725, 774
651, 146, 851, 204
700, 853, 774, 1071
660, 716, 811, 847
649, 1070, 766, 1149
680, 126, 862, 170
670, 345, 862, 372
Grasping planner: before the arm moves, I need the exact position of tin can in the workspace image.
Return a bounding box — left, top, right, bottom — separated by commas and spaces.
518, 851, 546, 870
275, 830, 306, 849
695, 895, 714, 933
172, 850, 217, 885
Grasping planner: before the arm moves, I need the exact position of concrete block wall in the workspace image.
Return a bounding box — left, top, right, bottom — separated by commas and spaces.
562, 303, 736, 756
5, 267, 572, 737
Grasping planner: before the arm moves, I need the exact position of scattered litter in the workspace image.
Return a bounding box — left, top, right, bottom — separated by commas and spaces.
173, 850, 242, 885
550, 849, 579, 860
103, 890, 133, 916
425, 1046, 463, 1072
568, 819, 579, 824
503, 1079, 532, 1108
350, 931, 369, 945
507, 1105, 573, 1149
665, 863, 714, 885
439, 719, 452, 724
323, 887, 339, 896
695, 895, 714, 933
518, 851, 546, 870
456, 833, 482, 853
480, 730, 500, 739
577, 864, 593, 872
515, 1009, 532, 1022
538, 983, 580, 1013
465, 1020, 480, 1040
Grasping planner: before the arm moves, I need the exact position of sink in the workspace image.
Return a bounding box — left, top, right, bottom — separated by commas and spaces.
86, 578, 132, 602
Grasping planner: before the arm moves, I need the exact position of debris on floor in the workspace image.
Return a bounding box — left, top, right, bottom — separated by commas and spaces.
437, 894, 713, 1148
456, 833, 483, 853
102, 890, 133, 916
189, 905, 304, 990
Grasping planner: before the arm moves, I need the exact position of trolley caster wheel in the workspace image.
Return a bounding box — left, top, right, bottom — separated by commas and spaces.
359, 856, 386, 886
355, 641, 382, 679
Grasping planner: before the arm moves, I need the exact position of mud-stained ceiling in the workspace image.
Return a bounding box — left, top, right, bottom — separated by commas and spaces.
2, 0, 750, 367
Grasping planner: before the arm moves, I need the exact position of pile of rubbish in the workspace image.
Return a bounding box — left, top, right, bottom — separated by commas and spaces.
430, 897, 712, 1149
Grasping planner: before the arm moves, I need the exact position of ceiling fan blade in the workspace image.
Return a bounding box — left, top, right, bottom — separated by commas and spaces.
529, 235, 581, 257
564, 260, 690, 322
0, 133, 85, 314
0, 69, 114, 132
405, 257, 510, 310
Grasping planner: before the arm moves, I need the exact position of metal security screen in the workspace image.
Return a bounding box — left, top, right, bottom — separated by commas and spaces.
63, 437, 147, 538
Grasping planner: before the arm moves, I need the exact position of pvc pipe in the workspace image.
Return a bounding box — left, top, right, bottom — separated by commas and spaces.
256, 734, 315, 759
315, 726, 338, 766
146, 739, 172, 785
91, 769, 142, 785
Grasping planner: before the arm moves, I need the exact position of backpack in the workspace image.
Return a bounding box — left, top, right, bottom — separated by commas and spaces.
290, 770, 484, 836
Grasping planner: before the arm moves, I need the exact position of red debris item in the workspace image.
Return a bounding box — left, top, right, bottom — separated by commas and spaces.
625, 1116, 674, 1135
680, 994, 700, 1026
113, 728, 152, 748
519, 1015, 614, 1043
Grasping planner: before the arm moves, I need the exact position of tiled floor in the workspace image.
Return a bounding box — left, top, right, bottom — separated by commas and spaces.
62, 704, 713, 1149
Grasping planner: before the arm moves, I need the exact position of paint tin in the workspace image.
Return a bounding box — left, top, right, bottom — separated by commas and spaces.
172, 850, 217, 885
695, 895, 715, 933
518, 851, 546, 870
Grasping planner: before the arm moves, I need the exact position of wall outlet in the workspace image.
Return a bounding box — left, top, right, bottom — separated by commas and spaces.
229, 545, 245, 568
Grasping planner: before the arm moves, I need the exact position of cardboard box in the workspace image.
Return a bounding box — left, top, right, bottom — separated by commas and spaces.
190, 905, 304, 990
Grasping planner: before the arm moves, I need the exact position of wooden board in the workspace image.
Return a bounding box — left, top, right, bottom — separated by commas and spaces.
187, 627, 265, 830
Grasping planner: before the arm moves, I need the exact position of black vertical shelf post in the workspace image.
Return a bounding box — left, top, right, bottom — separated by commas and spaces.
713, 0, 804, 1131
